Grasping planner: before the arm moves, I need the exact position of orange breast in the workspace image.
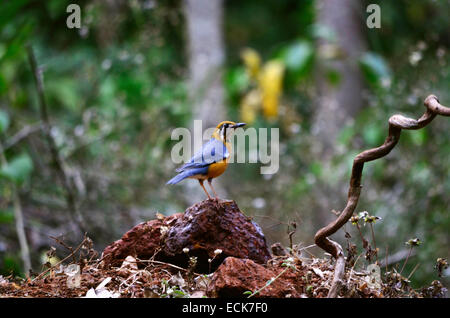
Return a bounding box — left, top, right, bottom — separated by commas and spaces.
207, 159, 229, 179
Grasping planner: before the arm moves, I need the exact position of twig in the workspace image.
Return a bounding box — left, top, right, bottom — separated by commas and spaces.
407, 263, 420, 280
355, 222, 369, 249
136, 258, 202, 276
247, 267, 290, 298
314, 95, 450, 297
298, 244, 316, 251
369, 224, 378, 263
287, 221, 297, 252
385, 245, 389, 274
3, 123, 43, 150
400, 246, 413, 275
379, 248, 417, 268
49, 235, 77, 264
347, 252, 364, 285
26, 45, 85, 233
32, 235, 88, 282
298, 244, 317, 258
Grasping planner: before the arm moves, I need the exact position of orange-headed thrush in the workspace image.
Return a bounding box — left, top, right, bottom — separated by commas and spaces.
167, 121, 246, 199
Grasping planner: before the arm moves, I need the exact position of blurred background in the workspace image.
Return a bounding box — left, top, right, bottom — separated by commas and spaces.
0, 0, 448, 290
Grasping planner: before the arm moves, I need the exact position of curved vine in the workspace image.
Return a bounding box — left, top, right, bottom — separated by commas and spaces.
314, 95, 450, 297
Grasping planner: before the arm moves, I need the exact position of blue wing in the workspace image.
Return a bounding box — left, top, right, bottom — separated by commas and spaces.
166, 166, 209, 184
175, 138, 229, 172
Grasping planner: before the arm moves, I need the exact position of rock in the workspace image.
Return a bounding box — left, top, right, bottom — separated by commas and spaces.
271, 242, 288, 256
163, 199, 271, 272
102, 199, 271, 273
101, 213, 182, 267
207, 257, 302, 298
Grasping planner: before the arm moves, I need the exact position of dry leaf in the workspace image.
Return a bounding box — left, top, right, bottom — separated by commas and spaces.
190, 290, 206, 298
312, 267, 324, 279
84, 277, 119, 298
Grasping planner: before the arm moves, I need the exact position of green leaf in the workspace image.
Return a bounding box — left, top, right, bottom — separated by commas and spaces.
408, 129, 427, 146
0, 110, 9, 133
309, 161, 322, 177
2, 255, 22, 276
363, 124, 384, 146
0, 0, 30, 29
0, 153, 34, 184
281, 40, 313, 74
359, 52, 391, 88
46, 78, 82, 112
0, 209, 14, 224
225, 67, 250, 95
337, 125, 354, 146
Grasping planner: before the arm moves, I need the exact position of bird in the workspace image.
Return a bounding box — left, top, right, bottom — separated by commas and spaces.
167, 121, 246, 200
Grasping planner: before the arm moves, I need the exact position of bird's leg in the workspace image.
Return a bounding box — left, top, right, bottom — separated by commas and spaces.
207, 178, 219, 200
199, 179, 212, 200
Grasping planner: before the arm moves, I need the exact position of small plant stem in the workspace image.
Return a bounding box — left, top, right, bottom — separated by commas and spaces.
248, 267, 289, 298
385, 245, 389, 273
208, 255, 216, 273
407, 263, 420, 280
400, 246, 413, 275
32, 235, 88, 282
355, 223, 367, 247
369, 224, 378, 263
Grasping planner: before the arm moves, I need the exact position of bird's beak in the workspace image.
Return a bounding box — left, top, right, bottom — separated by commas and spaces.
232, 122, 246, 129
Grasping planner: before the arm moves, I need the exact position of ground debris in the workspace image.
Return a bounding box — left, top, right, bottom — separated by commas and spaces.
0, 254, 443, 298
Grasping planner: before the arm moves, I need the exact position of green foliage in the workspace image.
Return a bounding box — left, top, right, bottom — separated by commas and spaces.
279, 40, 314, 80
362, 123, 384, 147
0, 209, 14, 224
0, 153, 34, 184
0, 255, 22, 277
0, 110, 9, 134
359, 52, 391, 89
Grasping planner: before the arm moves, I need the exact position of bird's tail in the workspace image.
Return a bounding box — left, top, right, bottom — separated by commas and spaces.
166, 173, 187, 185
166, 167, 206, 185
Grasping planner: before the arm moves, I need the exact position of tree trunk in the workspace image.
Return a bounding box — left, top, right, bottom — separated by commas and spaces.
184, 0, 227, 129
313, 0, 366, 158
183, 0, 228, 203
312, 0, 366, 227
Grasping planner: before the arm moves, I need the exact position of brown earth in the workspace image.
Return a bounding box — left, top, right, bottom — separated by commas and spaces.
1, 199, 438, 298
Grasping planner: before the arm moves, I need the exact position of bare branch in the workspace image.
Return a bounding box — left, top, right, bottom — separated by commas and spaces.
26, 45, 86, 234
314, 95, 449, 297
3, 123, 42, 150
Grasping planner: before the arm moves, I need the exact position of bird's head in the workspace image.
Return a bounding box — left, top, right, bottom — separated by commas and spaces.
212, 121, 246, 141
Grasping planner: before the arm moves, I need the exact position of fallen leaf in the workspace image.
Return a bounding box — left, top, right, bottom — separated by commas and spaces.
312, 268, 324, 279
190, 291, 205, 298
96, 277, 112, 290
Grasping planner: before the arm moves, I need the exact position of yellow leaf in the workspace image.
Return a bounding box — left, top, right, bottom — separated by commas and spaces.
240, 89, 261, 124
241, 48, 261, 80
259, 60, 284, 119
